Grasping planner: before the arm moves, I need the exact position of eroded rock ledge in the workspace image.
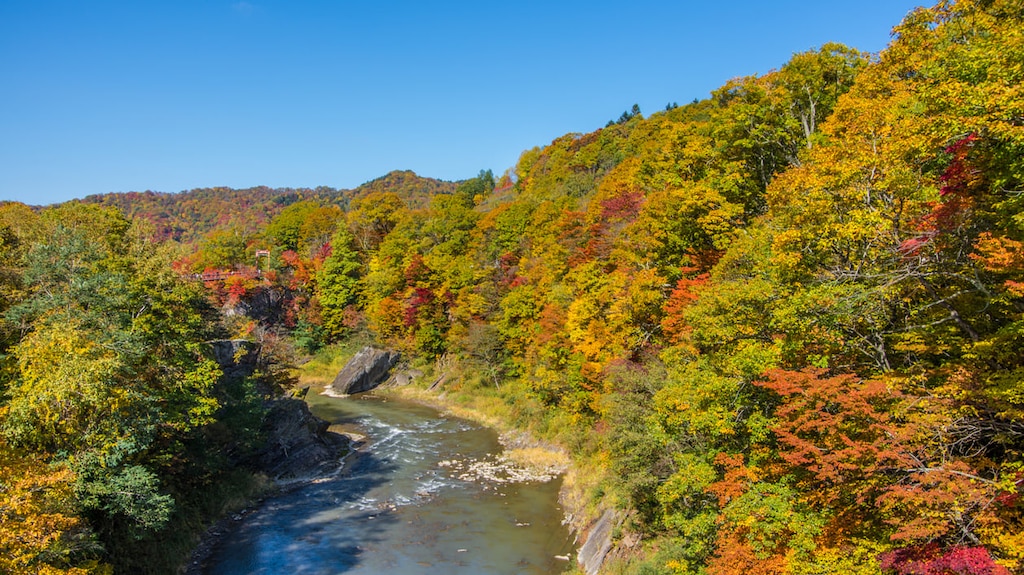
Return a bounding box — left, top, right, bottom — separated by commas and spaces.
186, 341, 353, 575
248, 397, 351, 481
207, 339, 351, 481
577, 509, 618, 575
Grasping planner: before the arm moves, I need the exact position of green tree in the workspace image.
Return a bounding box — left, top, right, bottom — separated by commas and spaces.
194, 227, 250, 271
316, 226, 363, 341
454, 169, 495, 205
347, 192, 407, 252
2, 203, 222, 554
264, 201, 319, 252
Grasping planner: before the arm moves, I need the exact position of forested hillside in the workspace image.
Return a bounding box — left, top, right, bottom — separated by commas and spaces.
79, 170, 456, 243
2, 0, 1022, 573
0, 201, 290, 574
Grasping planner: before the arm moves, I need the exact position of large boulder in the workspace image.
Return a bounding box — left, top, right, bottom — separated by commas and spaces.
330, 347, 400, 395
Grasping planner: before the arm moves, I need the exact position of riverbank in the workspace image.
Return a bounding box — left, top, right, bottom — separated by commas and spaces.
378, 386, 570, 478
181, 489, 271, 575
294, 344, 619, 574
376, 383, 616, 575
195, 385, 576, 574
181, 394, 357, 574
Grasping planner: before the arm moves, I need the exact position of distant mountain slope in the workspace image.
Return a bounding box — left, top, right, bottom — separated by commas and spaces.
352, 170, 458, 209
81, 186, 341, 242
80, 170, 456, 242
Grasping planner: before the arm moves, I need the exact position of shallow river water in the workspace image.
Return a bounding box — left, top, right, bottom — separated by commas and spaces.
204, 392, 576, 575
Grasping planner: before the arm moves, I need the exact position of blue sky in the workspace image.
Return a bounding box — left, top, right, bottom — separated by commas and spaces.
1, 1, 926, 206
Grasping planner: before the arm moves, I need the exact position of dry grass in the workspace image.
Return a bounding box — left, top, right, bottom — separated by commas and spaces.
504, 446, 570, 474
383, 385, 506, 428
294, 342, 364, 385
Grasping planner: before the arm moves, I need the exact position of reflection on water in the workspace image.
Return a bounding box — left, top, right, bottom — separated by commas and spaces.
204, 393, 575, 575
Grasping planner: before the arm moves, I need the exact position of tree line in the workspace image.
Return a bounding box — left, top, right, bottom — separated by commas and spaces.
3, 0, 1022, 573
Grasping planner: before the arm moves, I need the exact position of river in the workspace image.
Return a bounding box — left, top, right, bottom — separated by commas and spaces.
203, 391, 576, 574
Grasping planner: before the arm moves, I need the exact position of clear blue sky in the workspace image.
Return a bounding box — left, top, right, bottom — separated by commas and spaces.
1, 0, 925, 206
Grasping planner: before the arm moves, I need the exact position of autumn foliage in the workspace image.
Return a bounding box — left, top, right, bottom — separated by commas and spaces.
3, 1, 1023, 574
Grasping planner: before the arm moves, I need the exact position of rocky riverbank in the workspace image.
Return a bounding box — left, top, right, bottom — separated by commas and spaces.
182, 396, 358, 575
202, 341, 614, 575
375, 383, 617, 575
183, 341, 357, 574
374, 386, 569, 475
248, 396, 353, 481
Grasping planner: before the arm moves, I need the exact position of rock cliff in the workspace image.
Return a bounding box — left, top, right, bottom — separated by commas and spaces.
209, 339, 259, 380
577, 509, 617, 575
208, 339, 349, 481
248, 398, 350, 481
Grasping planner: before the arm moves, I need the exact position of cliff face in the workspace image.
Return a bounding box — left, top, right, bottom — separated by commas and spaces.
577, 510, 617, 575
209, 339, 349, 481
248, 398, 351, 481
209, 339, 259, 380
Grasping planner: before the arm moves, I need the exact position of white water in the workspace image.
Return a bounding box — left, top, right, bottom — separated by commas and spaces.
203, 393, 575, 574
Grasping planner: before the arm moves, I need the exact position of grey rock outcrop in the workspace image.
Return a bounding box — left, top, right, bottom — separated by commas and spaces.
209, 339, 259, 380
249, 397, 350, 481
208, 339, 348, 481
578, 509, 617, 575
330, 347, 400, 395
393, 368, 423, 386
